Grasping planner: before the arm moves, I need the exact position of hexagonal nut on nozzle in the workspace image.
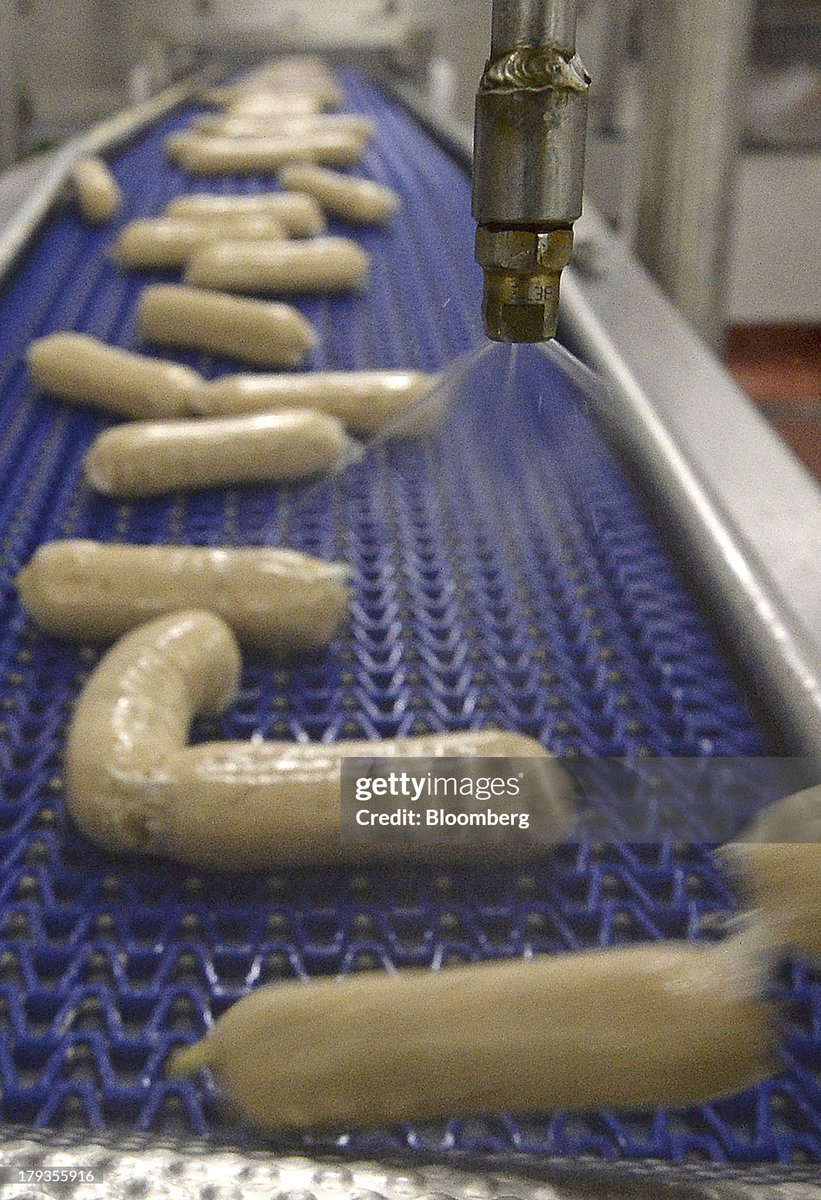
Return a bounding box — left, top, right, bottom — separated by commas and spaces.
475, 227, 574, 273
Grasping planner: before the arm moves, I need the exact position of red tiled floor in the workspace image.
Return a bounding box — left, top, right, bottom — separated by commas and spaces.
769, 416, 821, 479
725, 324, 821, 479
725, 324, 821, 406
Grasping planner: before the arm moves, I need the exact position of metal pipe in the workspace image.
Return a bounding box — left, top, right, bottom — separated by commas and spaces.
472, 0, 590, 342
491, 0, 579, 54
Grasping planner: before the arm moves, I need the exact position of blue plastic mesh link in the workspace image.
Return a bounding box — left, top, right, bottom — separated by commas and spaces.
0, 71, 818, 1162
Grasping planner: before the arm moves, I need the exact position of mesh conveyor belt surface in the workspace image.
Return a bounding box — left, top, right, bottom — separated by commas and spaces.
0, 72, 817, 1164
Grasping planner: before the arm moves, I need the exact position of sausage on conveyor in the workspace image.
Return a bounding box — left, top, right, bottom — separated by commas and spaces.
65, 610, 574, 867
244, 55, 332, 82
280, 163, 400, 226
164, 131, 193, 162
721, 783, 821, 960
165, 192, 326, 237
158, 732, 572, 870
65, 611, 242, 855
227, 74, 343, 100
199, 88, 323, 114
69, 156, 122, 224
112, 215, 287, 270
193, 113, 376, 145
173, 132, 364, 174
17, 540, 349, 653
242, 57, 326, 81
228, 83, 344, 112
185, 237, 369, 296
195, 371, 439, 437
136, 284, 317, 368
203, 60, 343, 110
27, 333, 203, 419
83, 410, 357, 498
169, 939, 773, 1129
164, 131, 233, 163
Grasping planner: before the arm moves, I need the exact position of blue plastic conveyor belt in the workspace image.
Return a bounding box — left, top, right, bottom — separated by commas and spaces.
0, 71, 817, 1163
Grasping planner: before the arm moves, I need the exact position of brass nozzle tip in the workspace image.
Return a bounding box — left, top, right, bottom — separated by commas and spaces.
476, 226, 573, 344
481, 274, 561, 342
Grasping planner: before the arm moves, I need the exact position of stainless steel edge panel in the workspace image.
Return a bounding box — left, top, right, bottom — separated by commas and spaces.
561, 209, 821, 754
381, 76, 821, 754
2, 1129, 821, 1200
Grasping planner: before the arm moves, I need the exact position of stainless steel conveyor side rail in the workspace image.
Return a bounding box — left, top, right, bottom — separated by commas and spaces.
382, 75, 821, 755
1, 1125, 821, 1199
